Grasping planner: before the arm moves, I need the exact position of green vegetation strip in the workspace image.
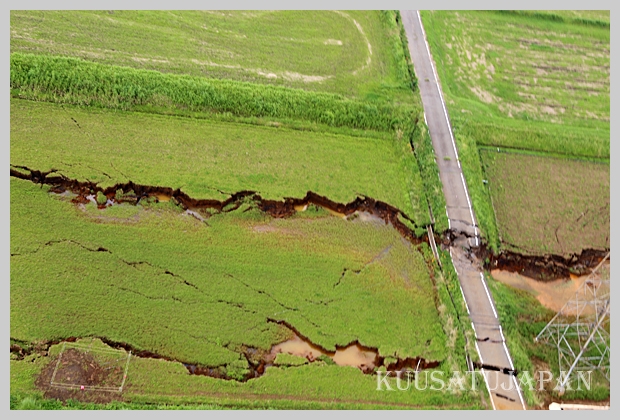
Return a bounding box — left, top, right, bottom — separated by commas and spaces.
496, 10, 610, 27
11, 53, 418, 133
411, 125, 449, 233
455, 117, 610, 161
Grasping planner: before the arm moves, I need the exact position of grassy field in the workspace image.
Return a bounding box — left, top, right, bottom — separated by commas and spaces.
480, 150, 609, 255
423, 11, 610, 135
9, 177, 483, 408
10, 10, 417, 105
11, 176, 446, 362
422, 10, 610, 252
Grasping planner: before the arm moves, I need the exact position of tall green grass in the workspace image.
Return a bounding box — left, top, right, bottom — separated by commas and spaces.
11, 53, 418, 134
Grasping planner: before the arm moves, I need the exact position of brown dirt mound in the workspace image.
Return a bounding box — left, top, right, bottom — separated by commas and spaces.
35, 348, 125, 404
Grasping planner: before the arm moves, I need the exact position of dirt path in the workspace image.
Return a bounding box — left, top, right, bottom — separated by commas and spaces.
400, 10, 525, 410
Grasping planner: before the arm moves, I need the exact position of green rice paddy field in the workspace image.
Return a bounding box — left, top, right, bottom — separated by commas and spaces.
10, 175, 481, 408
10, 98, 422, 218
10, 9, 609, 410
10, 10, 482, 409
421, 10, 610, 252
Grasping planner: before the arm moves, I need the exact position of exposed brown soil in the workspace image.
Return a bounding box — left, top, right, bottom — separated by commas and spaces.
35, 348, 125, 404
477, 245, 608, 281
10, 165, 426, 246
490, 266, 609, 312
441, 228, 608, 281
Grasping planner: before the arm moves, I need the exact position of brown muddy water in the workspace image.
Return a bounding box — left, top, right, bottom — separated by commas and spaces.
490, 263, 610, 313
271, 335, 379, 372
181, 328, 439, 381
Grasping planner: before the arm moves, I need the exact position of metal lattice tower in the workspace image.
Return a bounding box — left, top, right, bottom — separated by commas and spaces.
535, 252, 610, 389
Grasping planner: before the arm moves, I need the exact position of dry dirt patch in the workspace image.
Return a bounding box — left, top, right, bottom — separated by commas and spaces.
35, 348, 126, 404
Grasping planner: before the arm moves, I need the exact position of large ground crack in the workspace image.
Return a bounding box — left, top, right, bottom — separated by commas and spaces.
11, 165, 609, 282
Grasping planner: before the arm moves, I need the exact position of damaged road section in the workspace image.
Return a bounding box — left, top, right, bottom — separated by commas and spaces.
442, 229, 609, 281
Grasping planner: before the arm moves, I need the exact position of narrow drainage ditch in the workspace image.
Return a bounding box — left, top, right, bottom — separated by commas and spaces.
11, 165, 609, 280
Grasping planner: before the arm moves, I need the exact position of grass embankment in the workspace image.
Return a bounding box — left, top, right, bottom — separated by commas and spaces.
10, 177, 482, 408
422, 10, 609, 252
10, 10, 417, 105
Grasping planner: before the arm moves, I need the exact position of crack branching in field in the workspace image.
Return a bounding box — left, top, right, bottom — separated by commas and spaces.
10, 164, 609, 279
10, 164, 609, 389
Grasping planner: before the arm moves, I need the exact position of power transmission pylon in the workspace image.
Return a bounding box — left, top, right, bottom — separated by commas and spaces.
535, 252, 610, 391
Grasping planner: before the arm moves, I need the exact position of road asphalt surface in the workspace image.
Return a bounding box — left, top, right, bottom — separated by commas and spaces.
400, 10, 526, 410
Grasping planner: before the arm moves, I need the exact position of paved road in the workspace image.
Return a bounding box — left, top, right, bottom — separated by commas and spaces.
400, 10, 525, 410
